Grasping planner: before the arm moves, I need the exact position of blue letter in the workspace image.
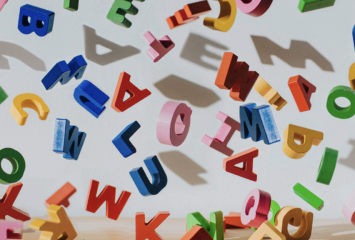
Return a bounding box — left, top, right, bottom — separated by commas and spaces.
112, 121, 140, 158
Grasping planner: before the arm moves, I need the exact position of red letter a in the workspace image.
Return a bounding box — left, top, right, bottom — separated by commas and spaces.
85, 179, 131, 220
111, 72, 151, 112
135, 212, 170, 240
223, 148, 258, 182
288, 75, 316, 112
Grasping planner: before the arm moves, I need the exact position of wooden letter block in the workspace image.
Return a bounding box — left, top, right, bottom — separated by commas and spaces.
0, 0, 8, 11
249, 221, 285, 240
293, 183, 324, 211
0, 220, 23, 240
201, 111, 240, 156
349, 62, 355, 90
10, 93, 50, 126
0, 183, 30, 221
224, 212, 248, 228
136, 212, 170, 240
112, 121, 141, 158
129, 156, 167, 196
143, 31, 175, 62
326, 86, 355, 119
64, 0, 79, 11
282, 124, 323, 159
45, 182, 76, 208
288, 75, 316, 112
0, 148, 25, 184
215, 52, 259, 101
186, 211, 223, 240
240, 103, 280, 145
181, 225, 213, 240
106, 0, 142, 28
85, 179, 131, 220
235, 0, 273, 17
167, 1, 211, 29
156, 101, 192, 147
241, 189, 271, 228
223, 147, 258, 182
111, 72, 151, 113
298, 0, 335, 12
316, 147, 338, 185
0, 87, 8, 105
253, 76, 287, 111
30, 205, 77, 240
203, 0, 236, 32
342, 188, 355, 225
275, 206, 313, 240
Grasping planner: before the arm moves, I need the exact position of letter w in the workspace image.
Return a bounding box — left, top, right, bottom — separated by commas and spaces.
85, 179, 131, 220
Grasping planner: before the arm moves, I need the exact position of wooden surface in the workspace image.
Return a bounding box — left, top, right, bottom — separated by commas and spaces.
18, 217, 355, 240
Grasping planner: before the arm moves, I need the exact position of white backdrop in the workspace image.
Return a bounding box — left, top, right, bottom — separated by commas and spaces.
0, 0, 354, 219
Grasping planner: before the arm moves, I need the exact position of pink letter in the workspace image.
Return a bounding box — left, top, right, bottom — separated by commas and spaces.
235, 0, 272, 17
201, 111, 240, 156
0, 220, 23, 240
0, 0, 8, 11
156, 101, 192, 146
241, 188, 271, 228
143, 31, 175, 62
343, 188, 355, 225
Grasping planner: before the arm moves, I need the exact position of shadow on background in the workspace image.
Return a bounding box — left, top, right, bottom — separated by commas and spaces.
339, 139, 355, 170
180, 33, 228, 70
83, 25, 140, 66
154, 75, 220, 107
251, 36, 334, 72
0, 41, 46, 71
159, 151, 207, 185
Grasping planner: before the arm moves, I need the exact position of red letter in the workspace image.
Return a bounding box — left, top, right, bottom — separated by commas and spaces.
288, 75, 316, 112
111, 72, 151, 112
135, 212, 170, 240
0, 182, 30, 221
223, 148, 258, 181
45, 182, 76, 208
215, 52, 259, 101
85, 179, 131, 220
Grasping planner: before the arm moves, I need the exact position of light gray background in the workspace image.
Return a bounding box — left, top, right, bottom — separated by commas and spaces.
0, 0, 354, 219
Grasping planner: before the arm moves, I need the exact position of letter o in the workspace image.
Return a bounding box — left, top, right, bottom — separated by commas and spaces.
235, 0, 273, 17
241, 188, 271, 228
0, 148, 26, 184
156, 101, 192, 146
326, 86, 355, 119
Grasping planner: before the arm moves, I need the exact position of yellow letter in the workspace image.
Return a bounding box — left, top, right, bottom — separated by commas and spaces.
10, 93, 50, 125
249, 221, 285, 240
203, 0, 236, 32
282, 124, 323, 159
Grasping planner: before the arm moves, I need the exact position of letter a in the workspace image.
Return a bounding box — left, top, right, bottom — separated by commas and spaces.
223, 147, 258, 181
111, 72, 151, 112
288, 75, 316, 112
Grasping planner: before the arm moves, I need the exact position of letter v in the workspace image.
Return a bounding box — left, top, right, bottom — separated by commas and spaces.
223, 148, 258, 182
85, 179, 131, 220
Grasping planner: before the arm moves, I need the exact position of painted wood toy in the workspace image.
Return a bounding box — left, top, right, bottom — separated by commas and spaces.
18, 4, 55, 37
0, 183, 30, 221
0, 148, 25, 184
143, 31, 175, 62
187, 211, 224, 240
249, 221, 285, 240
45, 182, 77, 208
342, 188, 355, 225
326, 86, 355, 119
129, 156, 167, 196
156, 101, 192, 147
215, 52, 259, 101
30, 205, 77, 240
240, 103, 280, 145
111, 72, 151, 112
235, 0, 273, 17
282, 124, 323, 159
0, 87, 7, 105
316, 147, 338, 185
224, 213, 248, 228
201, 111, 239, 156
64, 0, 79, 11
107, 0, 143, 28
85, 179, 131, 220
136, 212, 170, 240
112, 121, 140, 158
293, 183, 324, 211
181, 225, 213, 240
167, 1, 211, 29
288, 75, 316, 112
298, 0, 335, 12
0, 220, 23, 240
10, 93, 50, 126
203, 0, 236, 32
